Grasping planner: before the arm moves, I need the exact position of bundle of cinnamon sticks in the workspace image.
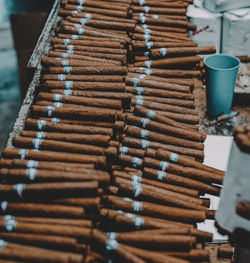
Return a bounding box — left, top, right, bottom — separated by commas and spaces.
0, 0, 225, 262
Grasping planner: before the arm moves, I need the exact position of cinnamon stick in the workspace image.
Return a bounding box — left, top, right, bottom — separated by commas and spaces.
0, 168, 110, 185
3, 148, 107, 166
125, 76, 190, 93
13, 136, 106, 155
44, 80, 125, 92
0, 202, 87, 218
105, 195, 206, 223
113, 170, 199, 197
0, 181, 98, 199
143, 167, 220, 196
150, 46, 216, 58
125, 114, 204, 142
47, 65, 127, 75
122, 136, 204, 160
125, 126, 204, 150
24, 118, 113, 135
31, 105, 118, 122
133, 56, 200, 68
20, 130, 111, 147
134, 105, 197, 130
42, 73, 123, 82
156, 149, 224, 176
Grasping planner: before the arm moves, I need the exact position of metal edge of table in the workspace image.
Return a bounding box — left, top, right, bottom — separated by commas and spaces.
3, 0, 61, 151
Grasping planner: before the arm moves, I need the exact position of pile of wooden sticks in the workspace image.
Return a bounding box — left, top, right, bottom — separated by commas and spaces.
0, 0, 223, 262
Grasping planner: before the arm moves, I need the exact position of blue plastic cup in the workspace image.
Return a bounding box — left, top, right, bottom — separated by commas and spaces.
204, 54, 240, 118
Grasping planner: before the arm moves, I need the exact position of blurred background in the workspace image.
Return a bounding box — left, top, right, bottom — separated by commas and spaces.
0, 0, 54, 153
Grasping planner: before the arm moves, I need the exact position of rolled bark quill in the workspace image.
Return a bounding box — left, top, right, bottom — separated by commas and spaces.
134, 105, 197, 131
60, 7, 128, 18
31, 105, 117, 122
107, 232, 196, 250
0, 232, 86, 253
51, 37, 124, 49
127, 73, 195, 88
164, 249, 209, 261
13, 136, 106, 155
128, 67, 201, 78
0, 202, 87, 218
126, 228, 212, 242
92, 229, 147, 263
47, 66, 127, 75
143, 167, 220, 196
132, 41, 197, 50
20, 130, 111, 147
0, 168, 110, 185
122, 137, 204, 160
113, 170, 199, 197
143, 157, 223, 184
44, 81, 125, 92
51, 49, 126, 62
66, 1, 129, 12
125, 126, 204, 151
3, 148, 107, 166
65, 17, 135, 31
117, 145, 145, 158
147, 109, 199, 125
41, 57, 119, 68
61, 25, 127, 40
120, 244, 190, 263
105, 195, 206, 223
133, 28, 190, 41
125, 77, 190, 93
131, 33, 186, 43
37, 92, 122, 109
134, 105, 194, 130
48, 51, 122, 65
133, 0, 188, 8
37, 100, 121, 115
133, 56, 200, 68
217, 246, 234, 259
48, 196, 101, 208
134, 24, 188, 34
42, 74, 124, 82
0, 241, 84, 263
150, 46, 216, 58
100, 208, 193, 229
114, 180, 207, 211
114, 176, 204, 206
58, 23, 128, 38
125, 114, 205, 142
125, 86, 194, 100
44, 91, 131, 108
0, 219, 92, 241
24, 118, 113, 136
132, 6, 187, 16
132, 14, 196, 30
0, 181, 98, 199
1, 159, 95, 171
131, 96, 195, 111
156, 149, 224, 176
69, 12, 136, 24
1, 216, 92, 228
62, 5, 128, 18
52, 43, 127, 55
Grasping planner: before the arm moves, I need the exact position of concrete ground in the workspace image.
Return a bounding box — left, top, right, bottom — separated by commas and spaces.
0, 19, 21, 154
0, 0, 53, 154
